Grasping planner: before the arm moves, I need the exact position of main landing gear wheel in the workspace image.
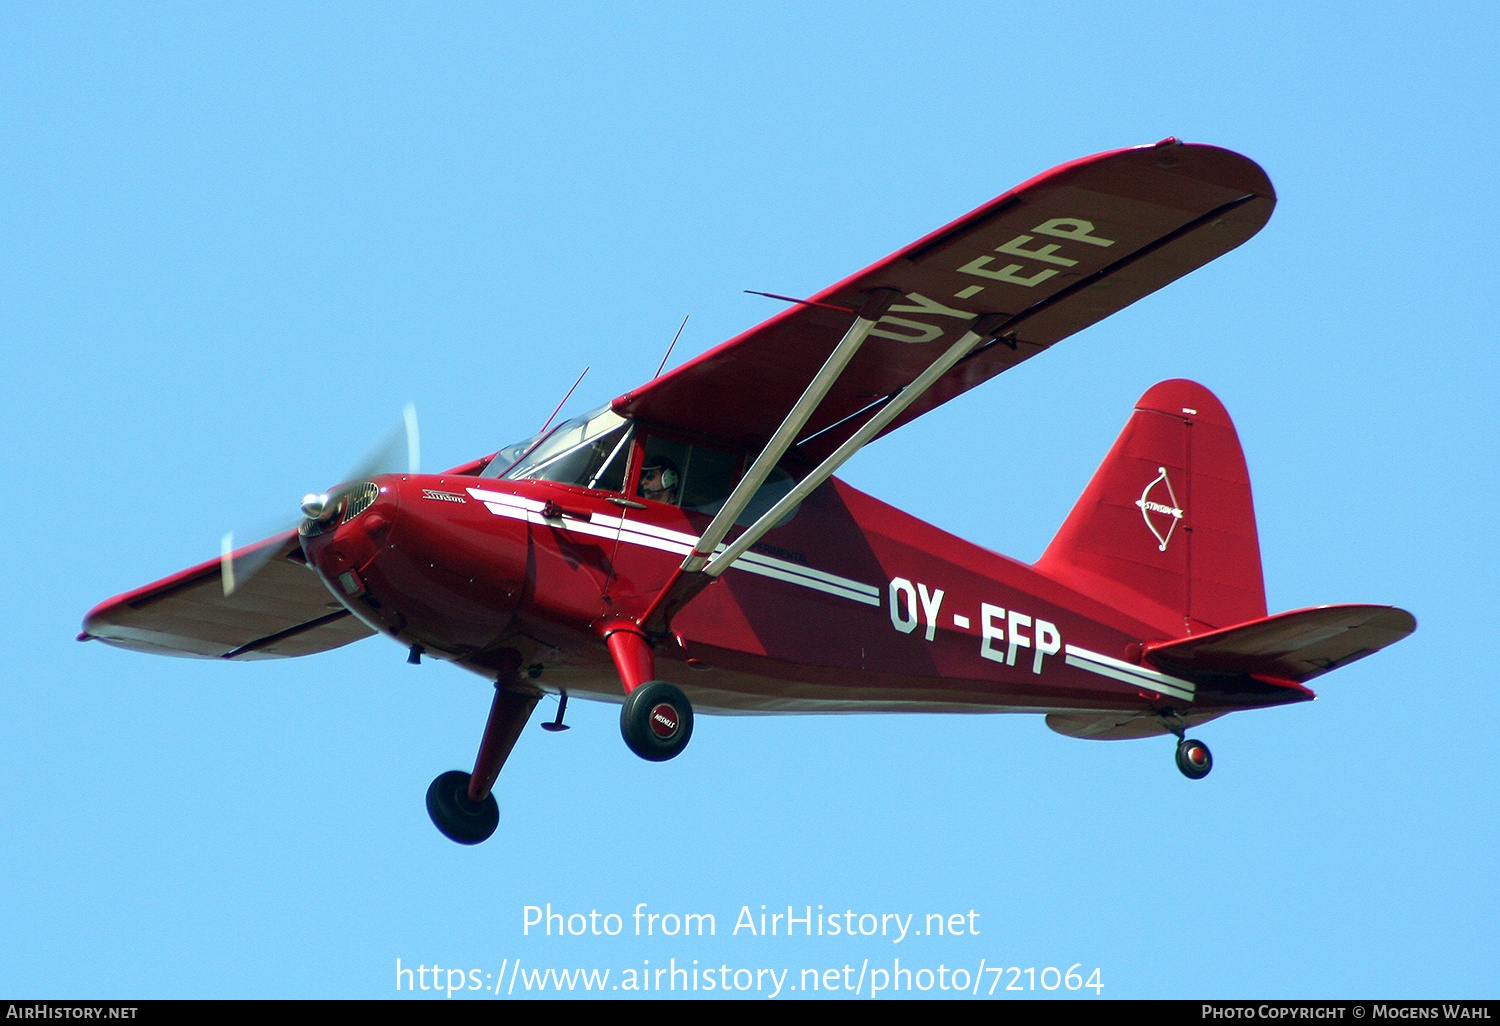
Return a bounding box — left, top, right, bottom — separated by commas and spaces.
426, 770, 499, 844
620, 681, 693, 762
1175, 738, 1213, 780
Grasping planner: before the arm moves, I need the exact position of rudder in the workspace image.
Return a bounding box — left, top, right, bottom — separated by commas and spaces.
1034, 380, 1265, 636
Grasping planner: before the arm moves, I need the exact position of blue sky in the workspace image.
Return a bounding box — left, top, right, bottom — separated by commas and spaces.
3, 2, 1496, 1000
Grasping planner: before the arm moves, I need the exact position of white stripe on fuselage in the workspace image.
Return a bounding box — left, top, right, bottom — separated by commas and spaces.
1063, 644, 1196, 702
466, 489, 1196, 701
464, 486, 881, 607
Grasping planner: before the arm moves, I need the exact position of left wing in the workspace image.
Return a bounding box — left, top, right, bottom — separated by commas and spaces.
79, 532, 375, 659
615, 139, 1275, 462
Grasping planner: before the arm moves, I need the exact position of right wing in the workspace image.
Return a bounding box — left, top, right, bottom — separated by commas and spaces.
79, 453, 501, 659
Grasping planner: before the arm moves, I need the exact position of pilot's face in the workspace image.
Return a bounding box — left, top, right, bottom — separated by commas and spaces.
641, 466, 669, 500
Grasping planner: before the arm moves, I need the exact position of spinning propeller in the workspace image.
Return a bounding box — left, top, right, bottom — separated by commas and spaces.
219, 404, 420, 596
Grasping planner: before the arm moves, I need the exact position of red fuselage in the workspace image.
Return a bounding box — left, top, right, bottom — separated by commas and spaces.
300, 471, 1309, 721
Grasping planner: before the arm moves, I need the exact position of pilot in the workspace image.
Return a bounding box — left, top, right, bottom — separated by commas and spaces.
638, 458, 680, 505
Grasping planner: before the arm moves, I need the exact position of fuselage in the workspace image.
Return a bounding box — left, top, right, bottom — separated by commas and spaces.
300, 469, 1306, 720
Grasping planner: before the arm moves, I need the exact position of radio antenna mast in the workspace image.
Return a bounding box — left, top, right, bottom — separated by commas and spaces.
654, 315, 689, 380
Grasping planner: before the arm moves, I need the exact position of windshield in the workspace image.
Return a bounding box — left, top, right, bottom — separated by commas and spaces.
483, 405, 633, 491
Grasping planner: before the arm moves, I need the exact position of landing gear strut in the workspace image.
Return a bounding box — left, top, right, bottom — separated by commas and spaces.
427, 651, 540, 845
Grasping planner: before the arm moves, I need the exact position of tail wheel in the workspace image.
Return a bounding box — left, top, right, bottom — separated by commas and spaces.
1175, 738, 1213, 780
425, 770, 499, 844
620, 681, 693, 762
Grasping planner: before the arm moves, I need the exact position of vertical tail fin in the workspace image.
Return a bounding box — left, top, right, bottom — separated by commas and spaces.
1034, 379, 1265, 636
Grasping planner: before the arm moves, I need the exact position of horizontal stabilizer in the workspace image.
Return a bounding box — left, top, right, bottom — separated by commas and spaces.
80, 533, 376, 659
1144, 604, 1416, 683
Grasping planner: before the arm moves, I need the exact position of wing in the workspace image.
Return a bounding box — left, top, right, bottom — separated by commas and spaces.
614, 140, 1275, 461
79, 532, 376, 660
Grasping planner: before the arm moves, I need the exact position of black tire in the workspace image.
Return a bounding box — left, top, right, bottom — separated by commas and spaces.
425, 770, 499, 844
1175, 738, 1213, 780
620, 681, 693, 762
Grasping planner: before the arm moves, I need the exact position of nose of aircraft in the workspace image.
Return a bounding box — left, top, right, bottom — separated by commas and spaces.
300, 477, 402, 602
301, 474, 528, 656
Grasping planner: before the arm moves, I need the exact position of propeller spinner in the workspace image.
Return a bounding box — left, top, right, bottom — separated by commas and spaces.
219, 404, 419, 596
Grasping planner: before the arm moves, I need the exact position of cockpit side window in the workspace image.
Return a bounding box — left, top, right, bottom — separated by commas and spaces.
738, 466, 797, 529
632, 433, 800, 527
489, 410, 805, 527
636, 437, 736, 513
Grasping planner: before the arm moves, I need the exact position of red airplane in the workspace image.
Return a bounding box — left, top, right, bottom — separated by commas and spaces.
81, 140, 1415, 845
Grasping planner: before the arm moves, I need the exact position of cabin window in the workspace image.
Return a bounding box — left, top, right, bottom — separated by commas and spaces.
634, 435, 801, 527
486, 407, 803, 528
636, 437, 737, 513
738, 466, 797, 529
487, 406, 633, 492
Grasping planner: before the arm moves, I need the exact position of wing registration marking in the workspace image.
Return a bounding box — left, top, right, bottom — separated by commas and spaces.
870, 216, 1120, 345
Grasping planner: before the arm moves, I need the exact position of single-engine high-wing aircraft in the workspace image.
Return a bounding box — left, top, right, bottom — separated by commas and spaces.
81, 139, 1415, 845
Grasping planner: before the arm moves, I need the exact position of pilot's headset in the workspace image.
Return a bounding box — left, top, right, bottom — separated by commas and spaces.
646, 460, 679, 490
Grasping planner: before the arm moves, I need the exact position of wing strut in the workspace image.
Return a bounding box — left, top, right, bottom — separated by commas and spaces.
702, 312, 1006, 577
679, 287, 899, 574
638, 307, 1006, 635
